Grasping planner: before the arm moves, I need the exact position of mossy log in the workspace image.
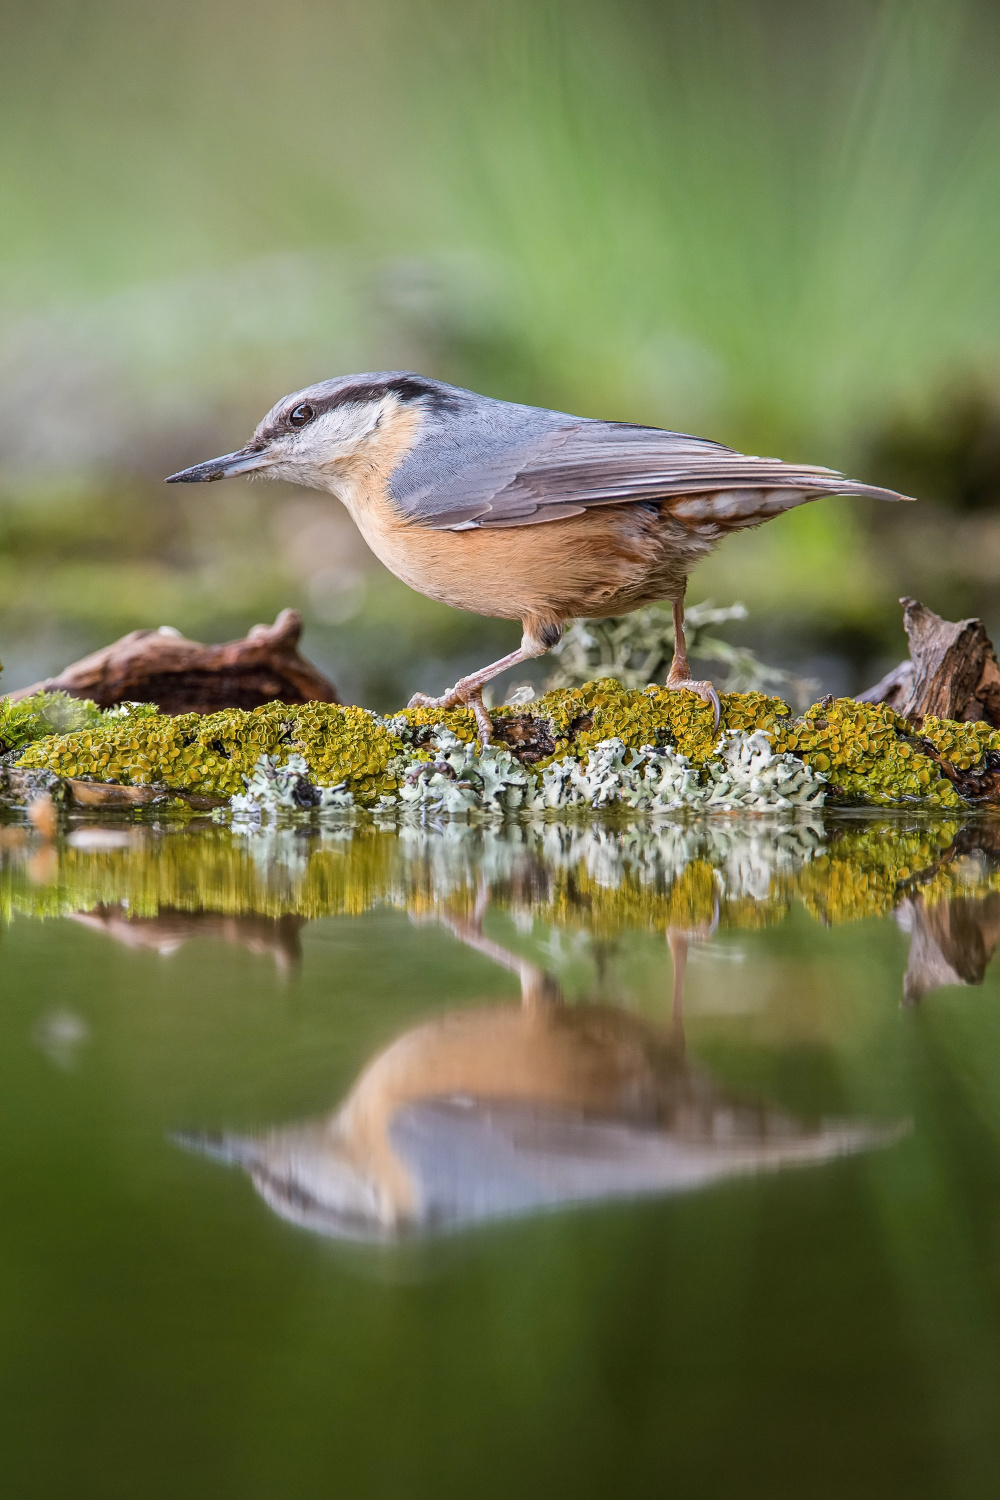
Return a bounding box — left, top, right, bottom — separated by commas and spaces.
10, 680, 1000, 813
8, 609, 338, 715
859, 597, 1000, 727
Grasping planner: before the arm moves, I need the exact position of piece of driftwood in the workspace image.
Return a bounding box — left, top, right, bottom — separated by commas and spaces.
857, 597, 1000, 726
8, 609, 338, 715
0, 765, 227, 812
63, 778, 227, 810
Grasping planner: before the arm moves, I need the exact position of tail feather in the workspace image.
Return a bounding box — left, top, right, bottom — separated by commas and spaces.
667, 478, 911, 526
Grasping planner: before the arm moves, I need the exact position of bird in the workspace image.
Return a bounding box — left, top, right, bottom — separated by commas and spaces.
167, 372, 911, 740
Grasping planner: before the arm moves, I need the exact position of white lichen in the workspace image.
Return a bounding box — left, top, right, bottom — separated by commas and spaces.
700, 731, 827, 812
230, 753, 355, 822
525, 730, 825, 816
221, 726, 825, 824
397, 729, 533, 820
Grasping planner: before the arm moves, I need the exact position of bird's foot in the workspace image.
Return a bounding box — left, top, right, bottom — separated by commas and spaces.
663, 671, 721, 731
407, 686, 493, 746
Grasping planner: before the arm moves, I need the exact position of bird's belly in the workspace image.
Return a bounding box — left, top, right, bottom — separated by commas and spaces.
352, 499, 717, 622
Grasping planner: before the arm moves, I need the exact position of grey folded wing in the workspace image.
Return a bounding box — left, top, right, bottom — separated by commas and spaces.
390, 1098, 897, 1233
394, 419, 911, 531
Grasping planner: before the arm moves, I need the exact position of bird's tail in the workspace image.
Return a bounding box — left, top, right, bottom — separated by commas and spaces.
666, 476, 911, 528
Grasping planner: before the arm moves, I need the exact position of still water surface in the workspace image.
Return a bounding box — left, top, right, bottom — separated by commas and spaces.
3, 811, 1000, 1497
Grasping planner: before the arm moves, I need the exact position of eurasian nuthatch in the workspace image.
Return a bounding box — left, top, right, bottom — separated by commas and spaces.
168, 372, 910, 737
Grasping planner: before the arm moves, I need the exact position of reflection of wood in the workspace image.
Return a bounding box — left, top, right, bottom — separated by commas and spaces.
859, 597, 1000, 727
8, 609, 338, 715
897, 891, 1000, 1005
68, 905, 306, 970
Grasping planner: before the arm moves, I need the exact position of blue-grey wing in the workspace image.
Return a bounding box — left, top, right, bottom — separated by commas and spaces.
392, 417, 908, 531
389, 1097, 893, 1234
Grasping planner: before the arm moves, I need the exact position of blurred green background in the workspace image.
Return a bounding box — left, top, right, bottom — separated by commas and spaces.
3, 0, 1000, 708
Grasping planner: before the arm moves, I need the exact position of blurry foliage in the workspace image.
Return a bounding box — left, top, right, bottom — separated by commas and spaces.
870, 390, 1000, 514
2, 0, 1000, 699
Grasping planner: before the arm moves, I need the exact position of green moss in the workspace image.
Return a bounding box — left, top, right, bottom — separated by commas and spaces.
0, 690, 109, 754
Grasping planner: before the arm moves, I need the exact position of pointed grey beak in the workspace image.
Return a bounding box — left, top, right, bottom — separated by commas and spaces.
165, 446, 270, 484
169, 1130, 260, 1166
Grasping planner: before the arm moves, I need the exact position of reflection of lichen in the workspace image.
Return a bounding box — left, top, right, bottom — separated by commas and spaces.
0, 825, 407, 923
797, 822, 966, 925
3, 814, 999, 937
11, 683, 1000, 811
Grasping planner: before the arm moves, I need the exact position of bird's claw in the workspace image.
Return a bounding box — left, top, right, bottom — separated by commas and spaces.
664, 675, 721, 731
407, 687, 494, 746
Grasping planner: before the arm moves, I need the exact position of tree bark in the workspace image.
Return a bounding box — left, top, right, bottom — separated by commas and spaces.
8, 609, 338, 715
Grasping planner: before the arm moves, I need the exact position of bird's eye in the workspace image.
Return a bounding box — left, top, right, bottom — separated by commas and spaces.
288, 403, 316, 428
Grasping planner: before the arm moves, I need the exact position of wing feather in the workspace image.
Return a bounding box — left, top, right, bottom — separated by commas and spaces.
402, 420, 909, 530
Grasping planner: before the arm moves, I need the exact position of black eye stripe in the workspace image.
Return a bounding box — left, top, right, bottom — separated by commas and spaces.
305, 377, 460, 420
326, 377, 436, 409
265, 376, 460, 443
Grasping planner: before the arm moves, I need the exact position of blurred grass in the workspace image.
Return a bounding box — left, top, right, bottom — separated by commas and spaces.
2, 0, 1000, 704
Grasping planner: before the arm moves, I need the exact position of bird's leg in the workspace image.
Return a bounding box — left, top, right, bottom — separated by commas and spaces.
408, 621, 562, 746
664, 598, 721, 730
667, 930, 688, 1053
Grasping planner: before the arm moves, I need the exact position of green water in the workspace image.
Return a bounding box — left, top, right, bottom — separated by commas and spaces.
3, 813, 1000, 1498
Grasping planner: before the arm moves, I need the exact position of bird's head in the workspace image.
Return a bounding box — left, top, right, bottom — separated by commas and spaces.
165, 371, 467, 494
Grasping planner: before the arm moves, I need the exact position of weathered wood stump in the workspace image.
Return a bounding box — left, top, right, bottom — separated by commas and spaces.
858, 597, 1000, 726
8, 609, 338, 715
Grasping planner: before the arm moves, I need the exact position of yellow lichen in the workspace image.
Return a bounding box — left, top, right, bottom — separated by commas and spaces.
772, 698, 964, 808
17, 702, 405, 807
918, 715, 1000, 769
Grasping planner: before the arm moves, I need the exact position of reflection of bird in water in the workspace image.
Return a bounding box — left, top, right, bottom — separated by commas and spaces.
68, 904, 306, 971
666, 898, 720, 1048
167, 373, 908, 738
178, 898, 897, 1241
